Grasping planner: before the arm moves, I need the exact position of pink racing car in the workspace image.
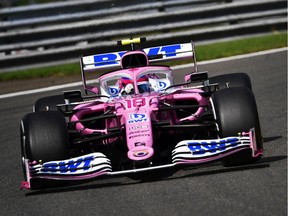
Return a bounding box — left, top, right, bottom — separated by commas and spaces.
20, 38, 263, 190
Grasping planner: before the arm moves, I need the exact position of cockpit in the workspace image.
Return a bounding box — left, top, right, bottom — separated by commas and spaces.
98, 66, 173, 97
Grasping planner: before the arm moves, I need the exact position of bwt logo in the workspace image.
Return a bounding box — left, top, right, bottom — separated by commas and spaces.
42, 155, 94, 173
157, 81, 167, 89
93, 44, 182, 67
108, 87, 119, 96
188, 138, 239, 155
128, 114, 149, 124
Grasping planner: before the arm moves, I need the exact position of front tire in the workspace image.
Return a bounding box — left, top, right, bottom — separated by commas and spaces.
21, 111, 69, 162
211, 87, 262, 166
34, 95, 64, 112
20, 111, 70, 188
209, 73, 252, 90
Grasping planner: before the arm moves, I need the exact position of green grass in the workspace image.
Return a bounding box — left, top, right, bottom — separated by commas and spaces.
0, 63, 80, 81
195, 32, 287, 61
0, 32, 286, 82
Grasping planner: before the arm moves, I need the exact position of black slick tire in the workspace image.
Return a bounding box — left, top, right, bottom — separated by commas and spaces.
34, 95, 65, 112
20, 111, 69, 189
209, 73, 252, 90
211, 87, 263, 166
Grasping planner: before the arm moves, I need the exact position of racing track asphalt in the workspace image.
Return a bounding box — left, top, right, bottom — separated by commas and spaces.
0, 50, 287, 216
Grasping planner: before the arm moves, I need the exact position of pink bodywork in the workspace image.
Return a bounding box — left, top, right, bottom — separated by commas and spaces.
71, 66, 209, 162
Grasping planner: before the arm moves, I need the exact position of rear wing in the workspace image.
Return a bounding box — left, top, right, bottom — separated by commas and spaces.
81, 42, 197, 71
80, 41, 198, 94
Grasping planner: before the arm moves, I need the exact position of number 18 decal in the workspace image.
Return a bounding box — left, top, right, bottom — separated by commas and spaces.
125, 98, 147, 109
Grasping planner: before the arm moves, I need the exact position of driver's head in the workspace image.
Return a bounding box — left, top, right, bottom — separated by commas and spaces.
118, 75, 150, 94
118, 77, 133, 89
137, 76, 150, 93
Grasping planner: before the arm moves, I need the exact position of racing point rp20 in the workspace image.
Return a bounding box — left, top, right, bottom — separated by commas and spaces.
20, 37, 263, 190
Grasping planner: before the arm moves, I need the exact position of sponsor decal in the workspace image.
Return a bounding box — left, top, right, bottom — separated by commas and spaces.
129, 125, 148, 130
129, 129, 149, 135
108, 87, 119, 96
133, 150, 149, 157
187, 138, 239, 155
129, 131, 141, 135
157, 81, 167, 89
128, 114, 149, 124
41, 155, 94, 173
92, 44, 182, 67
93, 51, 126, 67
129, 134, 150, 139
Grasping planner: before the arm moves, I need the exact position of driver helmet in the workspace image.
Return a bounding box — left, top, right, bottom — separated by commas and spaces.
118, 75, 151, 94
137, 76, 150, 93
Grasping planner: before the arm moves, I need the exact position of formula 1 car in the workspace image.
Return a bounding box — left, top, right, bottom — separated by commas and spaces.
20, 38, 263, 190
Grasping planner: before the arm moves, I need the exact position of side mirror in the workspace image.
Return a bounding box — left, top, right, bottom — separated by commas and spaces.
85, 85, 99, 95
189, 72, 208, 82
63, 90, 83, 103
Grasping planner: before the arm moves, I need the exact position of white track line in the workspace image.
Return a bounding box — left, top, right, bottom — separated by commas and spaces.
0, 47, 286, 99
173, 47, 287, 70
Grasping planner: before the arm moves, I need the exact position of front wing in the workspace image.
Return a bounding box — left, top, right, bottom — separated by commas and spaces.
21, 130, 263, 189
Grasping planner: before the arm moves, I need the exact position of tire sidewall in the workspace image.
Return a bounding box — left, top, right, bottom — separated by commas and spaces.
21, 111, 69, 163
211, 87, 263, 149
